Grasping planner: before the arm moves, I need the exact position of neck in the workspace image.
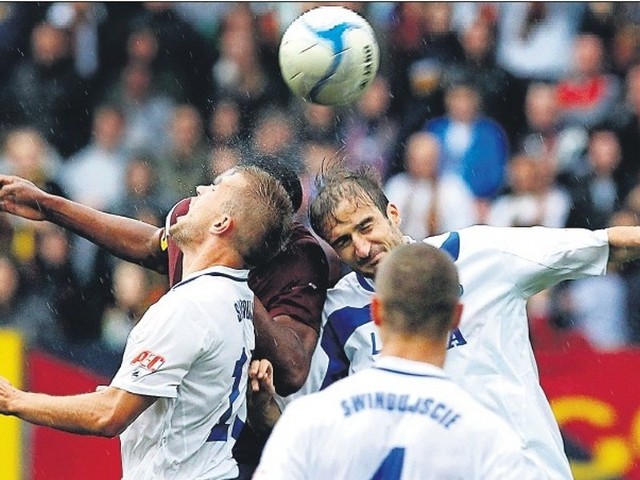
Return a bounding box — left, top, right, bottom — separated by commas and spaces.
180, 239, 244, 277
381, 334, 447, 368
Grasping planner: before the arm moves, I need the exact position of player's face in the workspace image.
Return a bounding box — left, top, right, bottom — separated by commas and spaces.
326, 198, 404, 278
170, 169, 244, 245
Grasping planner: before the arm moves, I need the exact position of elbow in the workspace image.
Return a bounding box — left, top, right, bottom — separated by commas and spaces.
93, 412, 130, 438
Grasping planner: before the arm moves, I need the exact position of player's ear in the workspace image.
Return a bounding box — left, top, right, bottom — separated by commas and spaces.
211, 215, 232, 234
450, 303, 463, 331
386, 203, 401, 228
371, 296, 383, 327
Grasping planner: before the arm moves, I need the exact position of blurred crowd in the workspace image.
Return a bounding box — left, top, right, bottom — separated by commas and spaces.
2, 2, 640, 374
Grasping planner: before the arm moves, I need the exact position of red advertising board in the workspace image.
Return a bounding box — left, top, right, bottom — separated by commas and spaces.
27, 351, 121, 480
535, 322, 640, 479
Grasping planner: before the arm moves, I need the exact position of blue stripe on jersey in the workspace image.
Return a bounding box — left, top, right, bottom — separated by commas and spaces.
373, 366, 447, 380
356, 273, 375, 292
172, 271, 247, 291
320, 304, 371, 389
440, 231, 460, 261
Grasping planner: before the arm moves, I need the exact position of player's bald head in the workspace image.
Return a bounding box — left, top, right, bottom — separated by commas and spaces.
376, 243, 460, 339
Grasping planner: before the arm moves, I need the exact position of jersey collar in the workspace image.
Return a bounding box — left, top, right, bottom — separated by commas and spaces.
373, 355, 449, 379
355, 237, 415, 292
172, 265, 249, 290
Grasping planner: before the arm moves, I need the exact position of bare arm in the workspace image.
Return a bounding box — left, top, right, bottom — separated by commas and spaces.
253, 300, 318, 396
0, 377, 157, 437
0, 174, 167, 273
607, 226, 640, 264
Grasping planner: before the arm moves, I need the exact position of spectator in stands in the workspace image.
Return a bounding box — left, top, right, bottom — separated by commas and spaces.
557, 33, 621, 129
101, 260, 155, 353
343, 76, 398, 180
128, 2, 215, 108
446, 18, 513, 141
297, 102, 342, 145
158, 104, 210, 199
250, 108, 300, 172
387, 3, 463, 132
385, 131, 475, 239
58, 105, 128, 210
46, 2, 106, 83
213, 8, 288, 136
1, 21, 89, 156
57, 104, 130, 285
208, 99, 245, 150
108, 151, 175, 227
517, 82, 589, 183
0, 128, 64, 265
614, 64, 640, 198
103, 61, 174, 157
565, 128, 624, 230
0, 254, 56, 348
424, 81, 509, 209
488, 153, 571, 228
496, 3, 585, 82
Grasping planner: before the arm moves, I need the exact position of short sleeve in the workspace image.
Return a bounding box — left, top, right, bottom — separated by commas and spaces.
110, 292, 207, 398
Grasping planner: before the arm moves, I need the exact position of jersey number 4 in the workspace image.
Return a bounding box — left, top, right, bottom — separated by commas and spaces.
371, 447, 405, 479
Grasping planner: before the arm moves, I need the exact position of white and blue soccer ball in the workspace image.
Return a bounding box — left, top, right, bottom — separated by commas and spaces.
278, 6, 380, 106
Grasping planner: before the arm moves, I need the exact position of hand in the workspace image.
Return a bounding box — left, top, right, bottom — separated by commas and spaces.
0, 376, 20, 415
249, 359, 275, 397
0, 174, 49, 221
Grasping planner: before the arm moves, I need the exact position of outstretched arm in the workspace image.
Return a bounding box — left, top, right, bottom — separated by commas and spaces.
0, 174, 167, 273
607, 226, 640, 264
0, 377, 156, 437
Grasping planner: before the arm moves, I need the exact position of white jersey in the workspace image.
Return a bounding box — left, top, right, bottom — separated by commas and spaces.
258, 356, 539, 479
111, 266, 255, 480
293, 225, 609, 479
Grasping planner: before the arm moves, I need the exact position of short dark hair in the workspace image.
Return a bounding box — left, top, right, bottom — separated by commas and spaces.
241, 154, 303, 213
309, 160, 389, 241
228, 166, 293, 268
376, 243, 460, 339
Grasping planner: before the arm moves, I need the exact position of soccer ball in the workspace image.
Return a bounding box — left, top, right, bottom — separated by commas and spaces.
278, 6, 380, 106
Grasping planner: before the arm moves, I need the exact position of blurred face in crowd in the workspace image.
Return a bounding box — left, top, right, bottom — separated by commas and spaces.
171, 105, 204, 151
405, 132, 440, 181
31, 23, 68, 66
358, 77, 390, 120
525, 83, 558, 132
445, 85, 480, 123
573, 34, 604, 76
589, 131, 621, 176
325, 194, 404, 279
93, 108, 125, 150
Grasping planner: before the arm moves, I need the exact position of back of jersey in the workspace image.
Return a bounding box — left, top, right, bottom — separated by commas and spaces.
256, 357, 537, 480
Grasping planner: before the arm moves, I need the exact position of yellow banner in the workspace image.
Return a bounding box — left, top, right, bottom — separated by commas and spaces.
0, 329, 23, 480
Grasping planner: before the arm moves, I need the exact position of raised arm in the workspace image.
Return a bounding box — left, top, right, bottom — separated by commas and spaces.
607, 226, 640, 263
0, 174, 167, 273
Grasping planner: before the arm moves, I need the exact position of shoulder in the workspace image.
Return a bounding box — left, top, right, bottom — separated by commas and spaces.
255, 222, 329, 283
286, 222, 325, 254
326, 273, 370, 309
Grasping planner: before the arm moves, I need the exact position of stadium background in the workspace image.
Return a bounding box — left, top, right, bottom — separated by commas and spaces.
2, 2, 640, 478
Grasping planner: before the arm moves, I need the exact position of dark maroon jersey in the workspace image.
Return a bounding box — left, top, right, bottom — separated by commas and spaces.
162, 198, 329, 332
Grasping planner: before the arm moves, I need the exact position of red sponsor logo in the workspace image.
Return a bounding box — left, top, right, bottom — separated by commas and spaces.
130, 350, 166, 372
